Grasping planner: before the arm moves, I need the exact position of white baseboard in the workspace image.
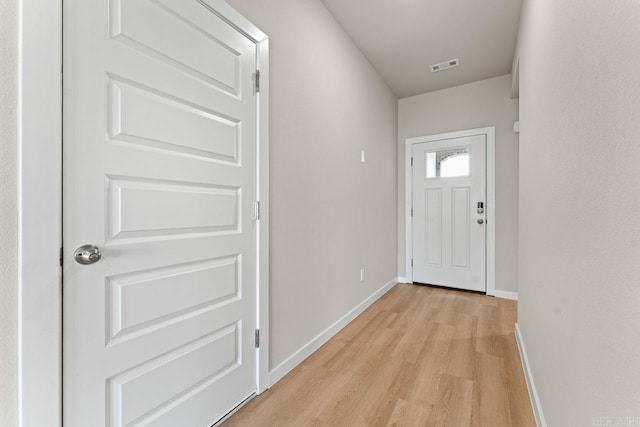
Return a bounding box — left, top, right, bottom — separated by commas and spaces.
515, 324, 547, 427
268, 277, 398, 387
397, 277, 411, 284
494, 290, 518, 301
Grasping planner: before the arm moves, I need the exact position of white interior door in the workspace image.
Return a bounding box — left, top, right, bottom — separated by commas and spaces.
412, 135, 486, 292
63, 0, 259, 425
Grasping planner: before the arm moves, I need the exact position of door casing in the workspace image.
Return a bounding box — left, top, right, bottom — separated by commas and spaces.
17, 1, 270, 426
404, 127, 495, 295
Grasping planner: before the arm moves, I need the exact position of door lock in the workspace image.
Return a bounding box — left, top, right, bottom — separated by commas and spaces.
477, 219, 485, 225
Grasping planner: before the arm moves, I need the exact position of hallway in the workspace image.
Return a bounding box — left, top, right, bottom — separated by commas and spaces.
225, 284, 535, 426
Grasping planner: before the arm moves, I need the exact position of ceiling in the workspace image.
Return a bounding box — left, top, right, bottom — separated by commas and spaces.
321, 0, 523, 98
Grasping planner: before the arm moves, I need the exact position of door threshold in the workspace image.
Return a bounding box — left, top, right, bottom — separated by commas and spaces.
212, 392, 256, 426
410, 281, 487, 295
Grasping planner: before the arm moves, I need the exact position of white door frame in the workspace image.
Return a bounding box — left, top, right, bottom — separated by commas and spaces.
17, 1, 269, 425
405, 127, 496, 296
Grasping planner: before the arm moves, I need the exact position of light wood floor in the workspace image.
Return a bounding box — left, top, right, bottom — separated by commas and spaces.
225, 284, 535, 427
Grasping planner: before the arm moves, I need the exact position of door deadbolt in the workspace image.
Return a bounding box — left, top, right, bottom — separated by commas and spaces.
74, 245, 102, 265
477, 219, 485, 225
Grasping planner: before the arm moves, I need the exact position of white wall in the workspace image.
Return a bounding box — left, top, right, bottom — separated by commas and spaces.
516, 0, 640, 424
0, 0, 19, 425
224, 0, 398, 371
398, 75, 519, 293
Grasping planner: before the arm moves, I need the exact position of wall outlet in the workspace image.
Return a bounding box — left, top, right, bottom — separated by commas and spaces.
360, 268, 365, 282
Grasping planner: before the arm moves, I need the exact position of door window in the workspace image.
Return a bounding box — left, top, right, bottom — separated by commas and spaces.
426, 147, 470, 178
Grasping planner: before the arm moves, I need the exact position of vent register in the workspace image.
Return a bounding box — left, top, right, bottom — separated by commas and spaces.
430, 58, 459, 73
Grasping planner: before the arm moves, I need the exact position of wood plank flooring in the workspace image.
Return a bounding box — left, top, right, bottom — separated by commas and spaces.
225, 284, 535, 427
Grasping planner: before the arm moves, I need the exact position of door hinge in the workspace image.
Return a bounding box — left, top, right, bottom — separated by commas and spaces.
59, 247, 63, 267
411, 157, 413, 167
254, 201, 261, 220
411, 208, 413, 217
255, 69, 261, 93
411, 258, 413, 267
255, 329, 260, 348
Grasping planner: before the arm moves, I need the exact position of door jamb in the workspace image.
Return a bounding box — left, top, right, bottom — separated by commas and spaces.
18, 1, 270, 425
404, 127, 496, 296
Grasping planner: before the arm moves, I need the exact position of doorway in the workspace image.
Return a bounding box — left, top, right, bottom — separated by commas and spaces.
405, 127, 496, 295
18, 1, 269, 425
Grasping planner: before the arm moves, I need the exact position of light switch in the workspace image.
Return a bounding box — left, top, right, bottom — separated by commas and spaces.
360, 150, 366, 163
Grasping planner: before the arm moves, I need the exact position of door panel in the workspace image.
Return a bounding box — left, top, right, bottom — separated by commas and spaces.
108, 77, 240, 163
425, 189, 442, 266
107, 177, 239, 241
110, 0, 242, 94
63, 0, 258, 425
109, 323, 239, 426
451, 187, 470, 268
412, 136, 486, 292
107, 255, 239, 344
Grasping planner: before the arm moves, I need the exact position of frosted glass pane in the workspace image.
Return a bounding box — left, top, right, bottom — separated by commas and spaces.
426, 148, 470, 178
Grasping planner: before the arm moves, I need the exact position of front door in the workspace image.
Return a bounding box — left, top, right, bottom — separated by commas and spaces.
412, 135, 486, 292
63, 0, 259, 425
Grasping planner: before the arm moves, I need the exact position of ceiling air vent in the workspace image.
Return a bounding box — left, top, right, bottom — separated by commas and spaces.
430, 58, 459, 73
